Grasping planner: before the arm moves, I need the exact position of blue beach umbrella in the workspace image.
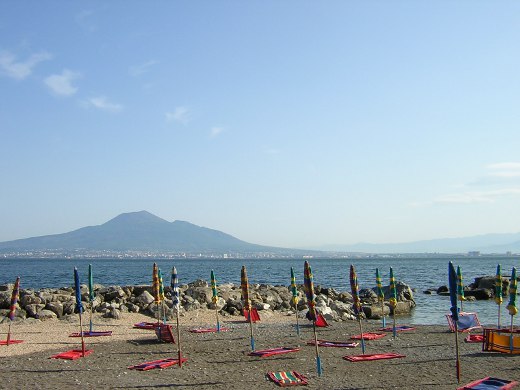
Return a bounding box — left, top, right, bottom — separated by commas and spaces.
171, 266, 183, 366
74, 267, 86, 356
448, 262, 461, 383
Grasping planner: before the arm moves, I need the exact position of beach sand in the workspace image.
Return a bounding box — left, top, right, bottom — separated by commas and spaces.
1, 311, 519, 389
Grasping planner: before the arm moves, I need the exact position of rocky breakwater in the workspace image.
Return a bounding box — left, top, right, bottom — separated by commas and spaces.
430, 274, 515, 301
0, 280, 416, 323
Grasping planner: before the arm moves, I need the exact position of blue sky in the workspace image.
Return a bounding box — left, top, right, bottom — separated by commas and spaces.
1, 1, 520, 249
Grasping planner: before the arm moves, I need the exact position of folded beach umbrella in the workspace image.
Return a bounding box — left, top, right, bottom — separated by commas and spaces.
350, 265, 366, 353
241, 265, 255, 351
389, 267, 398, 339
290, 267, 300, 336
5, 276, 21, 345
152, 263, 161, 323
88, 264, 95, 332
210, 270, 221, 332
304, 260, 322, 376
171, 266, 183, 366
507, 267, 517, 352
375, 268, 386, 328
457, 266, 466, 312
74, 267, 87, 357
448, 261, 461, 383
495, 264, 503, 329
158, 268, 166, 323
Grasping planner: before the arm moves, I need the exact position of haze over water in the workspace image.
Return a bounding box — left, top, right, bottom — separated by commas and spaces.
1, 256, 518, 326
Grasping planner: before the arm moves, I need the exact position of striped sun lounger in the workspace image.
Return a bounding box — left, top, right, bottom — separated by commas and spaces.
267, 371, 308, 387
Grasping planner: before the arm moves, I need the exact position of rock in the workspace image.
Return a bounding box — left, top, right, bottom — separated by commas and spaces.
391, 301, 414, 315
99, 286, 126, 301
363, 304, 390, 319
465, 288, 493, 300
103, 308, 122, 320
437, 286, 449, 294
45, 302, 64, 318
255, 302, 271, 311
25, 303, 46, 317
136, 291, 155, 306
37, 309, 58, 320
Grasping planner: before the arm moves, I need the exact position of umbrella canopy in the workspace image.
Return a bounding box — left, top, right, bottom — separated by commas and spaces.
507, 267, 518, 316
290, 267, 298, 306
74, 267, 84, 314
303, 261, 317, 321
448, 262, 459, 322
495, 264, 503, 305
8, 277, 20, 321
158, 269, 165, 301
171, 266, 180, 310
375, 268, 384, 304
241, 266, 251, 311
457, 266, 465, 306
88, 264, 94, 303
389, 267, 398, 310
152, 263, 161, 305
211, 270, 218, 304
349, 265, 362, 315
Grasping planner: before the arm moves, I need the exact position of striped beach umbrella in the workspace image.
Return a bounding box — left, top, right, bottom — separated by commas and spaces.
507, 267, 518, 332
170, 266, 183, 366
448, 261, 461, 383
389, 267, 398, 338
241, 265, 255, 351
210, 270, 220, 332
88, 264, 95, 332
6, 276, 20, 345
290, 267, 300, 336
304, 261, 322, 376
158, 268, 166, 323
495, 264, 503, 328
350, 265, 365, 353
152, 263, 161, 323
74, 267, 86, 356
375, 268, 386, 327
457, 266, 465, 311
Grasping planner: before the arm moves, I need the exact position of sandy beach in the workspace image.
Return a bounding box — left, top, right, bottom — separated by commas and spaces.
0, 311, 519, 390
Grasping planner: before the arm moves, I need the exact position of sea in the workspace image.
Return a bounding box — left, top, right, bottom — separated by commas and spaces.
1, 256, 519, 326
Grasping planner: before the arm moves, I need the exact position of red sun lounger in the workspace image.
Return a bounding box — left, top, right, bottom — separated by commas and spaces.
189, 327, 230, 333
128, 357, 188, 371
465, 334, 484, 343
50, 349, 94, 360
267, 371, 308, 387
343, 352, 405, 362
69, 331, 113, 337
249, 347, 300, 357
350, 332, 386, 340
379, 325, 416, 333
457, 377, 519, 390
0, 340, 24, 345
155, 324, 175, 343
307, 340, 358, 348
133, 322, 159, 330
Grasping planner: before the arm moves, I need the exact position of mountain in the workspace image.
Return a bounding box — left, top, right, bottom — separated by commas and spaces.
314, 232, 520, 254
0, 211, 282, 254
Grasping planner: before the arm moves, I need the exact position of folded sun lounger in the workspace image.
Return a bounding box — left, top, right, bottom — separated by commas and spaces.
379, 325, 416, 333
343, 352, 405, 362
155, 324, 175, 343
189, 327, 229, 333
350, 332, 386, 340
446, 312, 482, 333
307, 340, 358, 348
248, 347, 300, 357
267, 371, 308, 387
50, 349, 94, 360
465, 334, 484, 343
128, 357, 188, 371
0, 340, 24, 345
133, 322, 159, 330
457, 376, 519, 389
69, 331, 113, 337
482, 328, 520, 354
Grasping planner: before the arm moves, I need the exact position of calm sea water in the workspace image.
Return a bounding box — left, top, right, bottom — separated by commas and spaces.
1, 256, 519, 326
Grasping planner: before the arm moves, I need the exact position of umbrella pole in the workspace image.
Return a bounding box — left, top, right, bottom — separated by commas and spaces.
295, 305, 300, 337
498, 304, 501, 329
176, 307, 182, 367
454, 321, 461, 383
460, 299, 463, 312
358, 317, 366, 354
89, 302, 93, 333
393, 311, 397, 339
510, 316, 514, 354
312, 321, 322, 376
6, 322, 11, 346
215, 306, 220, 332
381, 301, 386, 328
79, 311, 86, 357
248, 311, 255, 351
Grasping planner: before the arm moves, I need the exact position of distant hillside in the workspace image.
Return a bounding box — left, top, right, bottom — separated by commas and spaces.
314, 232, 520, 254
0, 211, 286, 254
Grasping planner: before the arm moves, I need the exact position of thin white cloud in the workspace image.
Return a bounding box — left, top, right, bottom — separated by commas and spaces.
44, 69, 81, 96
487, 162, 520, 170
165, 106, 191, 125
0, 50, 52, 80
434, 188, 520, 204
86, 96, 123, 113
129, 60, 158, 77
210, 127, 223, 138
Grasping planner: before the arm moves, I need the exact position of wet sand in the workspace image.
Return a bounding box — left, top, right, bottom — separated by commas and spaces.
1, 312, 519, 389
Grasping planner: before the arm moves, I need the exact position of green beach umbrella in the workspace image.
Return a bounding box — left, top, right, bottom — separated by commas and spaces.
158, 268, 166, 323
290, 267, 300, 336
457, 266, 465, 312
210, 270, 220, 332
507, 267, 518, 350
495, 264, 503, 328
304, 260, 322, 376
350, 264, 366, 353
375, 268, 386, 327
389, 267, 398, 338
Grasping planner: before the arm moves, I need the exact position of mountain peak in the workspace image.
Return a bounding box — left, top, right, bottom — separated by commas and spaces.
104, 211, 170, 226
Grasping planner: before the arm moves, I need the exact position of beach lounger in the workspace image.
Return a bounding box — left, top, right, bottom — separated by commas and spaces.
446, 312, 482, 333
457, 377, 519, 389
343, 352, 405, 362
379, 325, 416, 333
315, 313, 328, 327
50, 349, 94, 360
189, 327, 229, 333
155, 323, 175, 343
243, 308, 261, 323
69, 331, 112, 337
307, 340, 358, 348
0, 339, 23, 345
482, 328, 520, 354
267, 371, 308, 387
128, 357, 188, 371
465, 334, 484, 343
350, 332, 386, 340
248, 347, 300, 357
133, 322, 159, 330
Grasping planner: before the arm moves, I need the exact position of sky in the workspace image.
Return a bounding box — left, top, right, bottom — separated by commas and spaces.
1, 1, 520, 249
